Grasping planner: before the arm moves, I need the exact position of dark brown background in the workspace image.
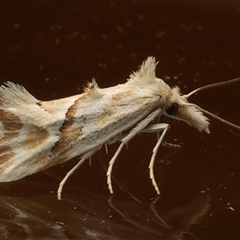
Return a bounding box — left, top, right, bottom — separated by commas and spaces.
0, 1, 240, 239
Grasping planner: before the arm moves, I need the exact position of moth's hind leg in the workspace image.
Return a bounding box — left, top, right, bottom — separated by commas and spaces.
57, 147, 100, 200
107, 142, 126, 194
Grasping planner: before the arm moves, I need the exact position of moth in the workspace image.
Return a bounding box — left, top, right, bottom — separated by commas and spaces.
0, 57, 239, 200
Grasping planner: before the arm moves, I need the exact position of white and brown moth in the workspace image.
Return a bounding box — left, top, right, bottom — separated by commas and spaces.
0, 57, 239, 200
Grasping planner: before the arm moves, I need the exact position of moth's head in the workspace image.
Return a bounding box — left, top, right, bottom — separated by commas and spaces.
163, 78, 240, 133
163, 87, 210, 133
132, 57, 240, 133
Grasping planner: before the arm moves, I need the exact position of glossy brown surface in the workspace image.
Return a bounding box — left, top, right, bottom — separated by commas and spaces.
1, 2, 240, 239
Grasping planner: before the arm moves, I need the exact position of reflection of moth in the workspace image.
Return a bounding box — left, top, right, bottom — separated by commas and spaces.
0, 57, 239, 199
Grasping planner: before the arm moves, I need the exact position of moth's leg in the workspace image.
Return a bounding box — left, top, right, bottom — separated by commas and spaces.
141, 123, 170, 195
57, 147, 100, 200
107, 141, 126, 194
148, 124, 170, 195
142, 124, 180, 148
108, 123, 169, 195
105, 144, 108, 154
107, 108, 162, 194
162, 141, 181, 148
140, 123, 169, 133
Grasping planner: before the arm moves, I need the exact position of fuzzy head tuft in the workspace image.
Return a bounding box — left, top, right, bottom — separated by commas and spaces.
128, 57, 173, 99
128, 57, 157, 85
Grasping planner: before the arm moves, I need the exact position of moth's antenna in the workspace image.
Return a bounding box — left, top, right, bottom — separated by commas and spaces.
187, 103, 240, 131
184, 77, 240, 99
183, 77, 240, 130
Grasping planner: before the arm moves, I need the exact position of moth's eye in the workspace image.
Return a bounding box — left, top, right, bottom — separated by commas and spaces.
166, 103, 179, 115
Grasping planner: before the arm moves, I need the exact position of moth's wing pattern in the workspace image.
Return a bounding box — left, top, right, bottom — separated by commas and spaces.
0, 82, 65, 181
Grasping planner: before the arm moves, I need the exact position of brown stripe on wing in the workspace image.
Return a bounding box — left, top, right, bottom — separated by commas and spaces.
0, 110, 22, 144
0, 132, 20, 144
50, 95, 86, 154
0, 145, 12, 155
0, 152, 15, 165
0, 109, 23, 131
19, 125, 49, 150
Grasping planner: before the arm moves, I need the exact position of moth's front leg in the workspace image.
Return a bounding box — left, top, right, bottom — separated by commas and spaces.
106, 108, 162, 194
142, 123, 181, 148
141, 123, 169, 133
141, 123, 170, 195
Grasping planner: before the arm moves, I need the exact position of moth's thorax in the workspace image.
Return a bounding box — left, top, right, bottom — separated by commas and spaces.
155, 78, 174, 107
